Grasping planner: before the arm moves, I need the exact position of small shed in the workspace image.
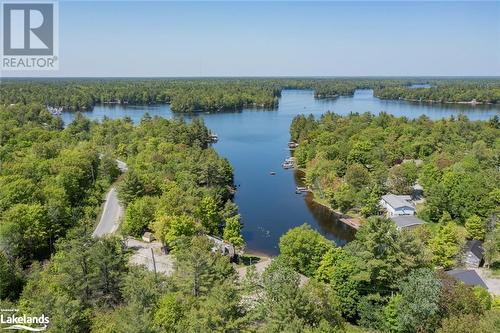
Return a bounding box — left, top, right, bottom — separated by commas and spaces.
445, 269, 488, 289
142, 232, 155, 243
463, 240, 484, 268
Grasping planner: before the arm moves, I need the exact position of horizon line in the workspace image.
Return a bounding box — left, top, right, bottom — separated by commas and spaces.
2, 75, 500, 80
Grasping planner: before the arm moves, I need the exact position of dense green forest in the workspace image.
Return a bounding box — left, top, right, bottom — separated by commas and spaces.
96, 115, 242, 247
277, 221, 499, 333
0, 103, 246, 331
291, 112, 500, 269
0, 80, 280, 112
1, 78, 499, 113
284, 112, 500, 331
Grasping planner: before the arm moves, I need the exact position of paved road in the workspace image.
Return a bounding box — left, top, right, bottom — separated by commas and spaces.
92, 186, 124, 237
92, 159, 127, 237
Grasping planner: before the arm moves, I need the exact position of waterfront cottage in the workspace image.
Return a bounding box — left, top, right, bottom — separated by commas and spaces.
380, 194, 416, 216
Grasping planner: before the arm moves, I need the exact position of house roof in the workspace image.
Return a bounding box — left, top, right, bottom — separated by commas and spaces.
381, 194, 415, 210
390, 215, 425, 229
466, 240, 484, 259
445, 269, 488, 289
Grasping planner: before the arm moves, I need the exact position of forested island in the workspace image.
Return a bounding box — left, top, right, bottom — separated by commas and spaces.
1, 78, 499, 113
375, 81, 500, 104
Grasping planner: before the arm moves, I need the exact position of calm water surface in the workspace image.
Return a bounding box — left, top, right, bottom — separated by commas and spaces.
62, 89, 500, 255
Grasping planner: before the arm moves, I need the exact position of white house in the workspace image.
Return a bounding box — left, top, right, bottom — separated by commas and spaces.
380, 194, 416, 216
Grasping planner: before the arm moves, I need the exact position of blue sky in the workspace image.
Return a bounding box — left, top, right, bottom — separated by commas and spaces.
6, 1, 500, 77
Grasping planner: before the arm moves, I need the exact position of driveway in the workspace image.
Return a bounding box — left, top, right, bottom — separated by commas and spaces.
126, 238, 175, 275
475, 268, 500, 296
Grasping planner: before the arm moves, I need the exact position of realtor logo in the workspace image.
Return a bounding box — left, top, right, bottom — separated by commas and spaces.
1, 1, 58, 70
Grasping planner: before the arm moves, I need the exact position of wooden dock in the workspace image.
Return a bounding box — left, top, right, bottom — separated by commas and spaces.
339, 216, 361, 229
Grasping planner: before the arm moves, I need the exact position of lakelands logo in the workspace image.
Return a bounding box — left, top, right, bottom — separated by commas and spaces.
0, 312, 49, 331
1, 1, 59, 70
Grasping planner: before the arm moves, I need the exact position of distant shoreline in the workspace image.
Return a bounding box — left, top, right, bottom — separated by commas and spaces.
379, 96, 496, 106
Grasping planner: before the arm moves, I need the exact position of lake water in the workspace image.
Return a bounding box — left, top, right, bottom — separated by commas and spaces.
62, 89, 500, 255
409, 83, 432, 89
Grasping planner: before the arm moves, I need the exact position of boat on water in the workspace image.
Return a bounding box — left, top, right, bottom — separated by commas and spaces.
288, 141, 299, 149
209, 133, 219, 142
270, 171, 276, 175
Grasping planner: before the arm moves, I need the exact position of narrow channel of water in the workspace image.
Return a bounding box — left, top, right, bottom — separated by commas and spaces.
62, 89, 500, 255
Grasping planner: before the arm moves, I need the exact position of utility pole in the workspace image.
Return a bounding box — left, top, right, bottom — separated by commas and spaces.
151, 248, 157, 280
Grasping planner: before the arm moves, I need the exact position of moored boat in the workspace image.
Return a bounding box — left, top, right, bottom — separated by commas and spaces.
209, 133, 219, 142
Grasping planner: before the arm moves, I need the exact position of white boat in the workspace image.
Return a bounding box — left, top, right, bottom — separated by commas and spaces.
209, 133, 219, 142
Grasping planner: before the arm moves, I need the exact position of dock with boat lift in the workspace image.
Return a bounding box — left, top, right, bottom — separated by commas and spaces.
295, 186, 312, 194
282, 156, 295, 169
